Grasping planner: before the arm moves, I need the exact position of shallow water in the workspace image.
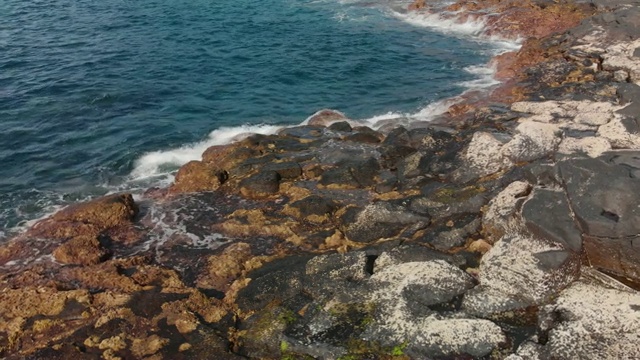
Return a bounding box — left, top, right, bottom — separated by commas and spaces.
0, 0, 515, 233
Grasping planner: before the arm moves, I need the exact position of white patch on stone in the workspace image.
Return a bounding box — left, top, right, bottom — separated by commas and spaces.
557, 136, 612, 158
483, 181, 531, 241
464, 132, 512, 177
366, 260, 505, 357
541, 280, 640, 358
602, 39, 640, 85
597, 114, 640, 149
501, 121, 562, 162
511, 100, 620, 126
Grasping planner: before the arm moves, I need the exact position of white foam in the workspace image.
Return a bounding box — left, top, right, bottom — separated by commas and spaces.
458, 64, 500, 90
392, 10, 486, 37
129, 124, 282, 181
391, 10, 521, 54
360, 98, 454, 129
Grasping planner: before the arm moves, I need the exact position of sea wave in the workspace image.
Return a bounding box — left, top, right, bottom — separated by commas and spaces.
129, 124, 283, 182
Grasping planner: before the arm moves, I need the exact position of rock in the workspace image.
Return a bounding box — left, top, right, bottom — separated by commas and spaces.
597, 115, 640, 148
372, 244, 457, 273
339, 202, 430, 243
320, 157, 380, 189
537, 279, 640, 358
559, 155, 640, 238
304, 252, 369, 298
55, 193, 138, 229
408, 0, 426, 10
284, 195, 338, 223
239, 170, 281, 198
196, 242, 254, 292
171, 160, 228, 193
501, 121, 562, 163
379, 127, 417, 167
262, 161, 302, 179
328, 121, 352, 132
462, 232, 579, 318
482, 181, 531, 243
53, 235, 109, 265
557, 136, 612, 157
306, 109, 349, 126
461, 131, 512, 179
421, 216, 481, 251
365, 260, 505, 358
521, 188, 582, 252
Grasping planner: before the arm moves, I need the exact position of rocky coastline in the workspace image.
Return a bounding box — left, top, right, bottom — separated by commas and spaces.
2, 0, 640, 358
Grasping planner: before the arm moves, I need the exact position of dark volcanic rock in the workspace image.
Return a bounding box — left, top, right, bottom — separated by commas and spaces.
239, 170, 281, 198
522, 188, 583, 252
559, 155, 640, 238
339, 202, 430, 243
263, 161, 302, 179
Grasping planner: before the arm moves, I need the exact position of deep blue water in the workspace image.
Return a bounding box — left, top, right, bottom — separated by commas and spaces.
0, 0, 505, 234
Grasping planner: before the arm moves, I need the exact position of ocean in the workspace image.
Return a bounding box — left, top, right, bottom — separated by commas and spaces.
0, 0, 518, 237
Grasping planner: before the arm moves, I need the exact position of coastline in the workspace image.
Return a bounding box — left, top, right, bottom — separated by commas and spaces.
2, 0, 640, 358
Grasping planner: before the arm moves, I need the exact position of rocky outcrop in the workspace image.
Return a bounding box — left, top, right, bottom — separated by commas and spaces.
2, 0, 640, 358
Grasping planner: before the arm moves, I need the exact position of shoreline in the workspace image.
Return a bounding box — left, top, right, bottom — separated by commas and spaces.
2, 0, 640, 358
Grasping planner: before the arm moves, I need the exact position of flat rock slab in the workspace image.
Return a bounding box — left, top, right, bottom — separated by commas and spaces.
522, 188, 582, 252
559, 154, 640, 238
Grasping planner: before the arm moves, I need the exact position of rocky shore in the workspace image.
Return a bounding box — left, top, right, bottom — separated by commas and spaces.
2, 0, 640, 358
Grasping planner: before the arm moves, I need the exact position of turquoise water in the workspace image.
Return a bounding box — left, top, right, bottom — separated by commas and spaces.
0, 0, 509, 233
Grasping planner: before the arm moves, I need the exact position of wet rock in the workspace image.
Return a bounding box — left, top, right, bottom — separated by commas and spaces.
379, 127, 417, 167
462, 232, 579, 318
262, 161, 302, 179
328, 121, 352, 132
342, 130, 382, 144
196, 242, 253, 292
306, 109, 348, 126
171, 160, 227, 193
53, 193, 138, 230
236, 255, 312, 312
320, 156, 380, 189
537, 278, 640, 358
284, 195, 338, 223
239, 170, 281, 198
278, 125, 325, 140
521, 188, 582, 252
52, 235, 109, 265
339, 201, 430, 243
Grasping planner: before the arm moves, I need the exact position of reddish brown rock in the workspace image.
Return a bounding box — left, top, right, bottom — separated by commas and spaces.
170, 160, 228, 194
408, 0, 427, 10
306, 109, 348, 126
196, 242, 254, 292
52, 193, 138, 229
53, 235, 109, 265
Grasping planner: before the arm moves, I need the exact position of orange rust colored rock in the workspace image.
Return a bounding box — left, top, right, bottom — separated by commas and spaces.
306, 109, 348, 126
408, 0, 427, 10
170, 160, 227, 194
53, 235, 109, 265
196, 242, 253, 292
52, 193, 138, 229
